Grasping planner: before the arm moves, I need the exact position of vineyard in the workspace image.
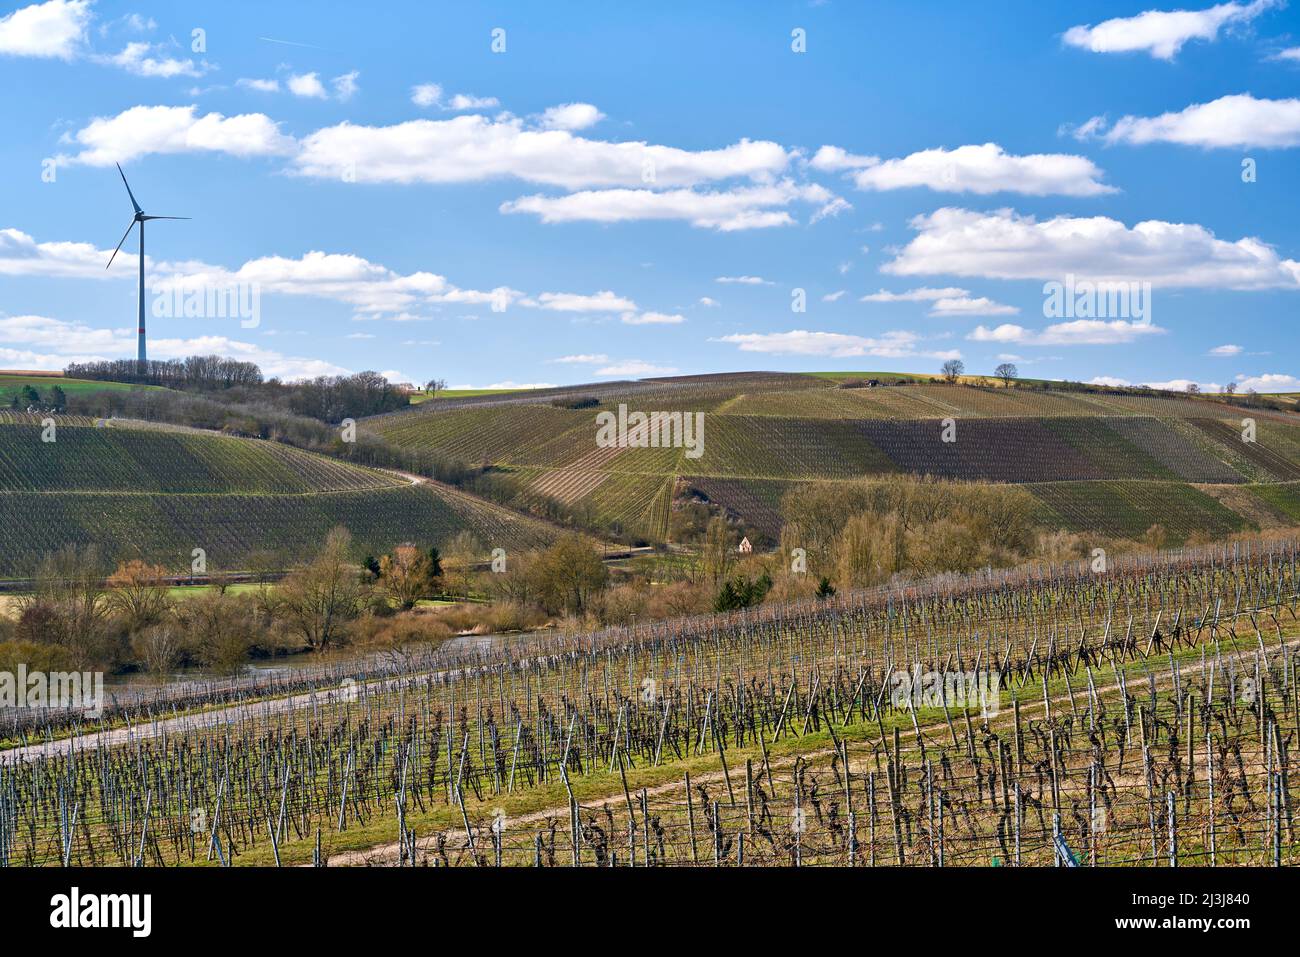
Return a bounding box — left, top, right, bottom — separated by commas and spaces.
359, 375, 1300, 546
3, 540, 1300, 868
0, 418, 565, 576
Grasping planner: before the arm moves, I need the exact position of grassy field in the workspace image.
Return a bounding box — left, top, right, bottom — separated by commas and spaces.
0, 373, 161, 405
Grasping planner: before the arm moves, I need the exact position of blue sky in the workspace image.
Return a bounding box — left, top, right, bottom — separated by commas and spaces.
1, 0, 1299, 391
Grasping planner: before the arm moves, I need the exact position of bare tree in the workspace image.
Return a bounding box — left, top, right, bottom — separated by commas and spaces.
994, 362, 1018, 387
941, 359, 965, 384
425, 378, 448, 399
278, 528, 367, 651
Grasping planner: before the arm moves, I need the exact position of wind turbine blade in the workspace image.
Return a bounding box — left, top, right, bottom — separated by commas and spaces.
116, 163, 142, 214
106, 219, 136, 269
141, 215, 191, 220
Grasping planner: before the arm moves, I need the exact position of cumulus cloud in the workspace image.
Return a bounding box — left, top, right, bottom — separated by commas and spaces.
1236, 372, 1300, 392
885, 207, 1300, 289
332, 70, 359, 101
295, 113, 791, 189
595, 359, 677, 377
238, 77, 280, 93
60, 104, 296, 165
621, 311, 685, 325
861, 286, 969, 302
1081, 93, 1300, 149
714, 329, 960, 360
813, 143, 1114, 196
822, 290, 846, 302
0, 226, 137, 277
0, 0, 90, 59
501, 181, 839, 230
860, 285, 1016, 316
547, 353, 610, 364
2, 226, 521, 318
96, 40, 207, 77
447, 92, 498, 110
928, 296, 1019, 317
0, 314, 347, 380
538, 102, 605, 131
716, 275, 773, 285
969, 320, 1167, 346
534, 290, 637, 313
1063, 0, 1276, 60
1209, 343, 1243, 355
410, 83, 497, 110
288, 72, 327, 98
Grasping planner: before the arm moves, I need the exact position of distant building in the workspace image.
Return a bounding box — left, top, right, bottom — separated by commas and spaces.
738, 536, 752, 554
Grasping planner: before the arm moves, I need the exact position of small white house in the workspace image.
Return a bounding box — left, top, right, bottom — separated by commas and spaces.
738, 536, 752, 554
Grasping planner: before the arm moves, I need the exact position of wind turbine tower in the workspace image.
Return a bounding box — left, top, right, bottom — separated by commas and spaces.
106, 164, 189, 370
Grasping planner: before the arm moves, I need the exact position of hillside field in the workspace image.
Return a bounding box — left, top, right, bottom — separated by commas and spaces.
364, 372, 1300, 544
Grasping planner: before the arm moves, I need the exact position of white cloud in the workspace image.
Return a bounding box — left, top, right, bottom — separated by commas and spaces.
1089, 376, 1133, 387
61, 104, 296, 165
969, 320, 1167, 346
288, 72, 327, 98
716, 275, 773, 285
1085, 93, 1300, 149
535, 290, 637, 313
861, 286, 969, 302
447, 92, 499, 110
621, 311, 685, 325
380, 370, 410, 384
816, 143, 1114, 197
0, 0, 90, 59
411, 83, 498, 110
1145, 378, 1222, 392
1236, 372, 1300, 392
345, 332, 375, 339
410, 83, 443, 107
97, 40, 207, 77
0, 226, 137, 277
714, 329, 960, 360
1209, 343, 1243, 355
295, 113, 791, 189
697, 296, 720, 307
449, 380, 558, 390
929, 296, 1019, 317
332, 70, 359, 101
0, 314, 347, 380
238, 77, 280, 93
594, 360, 677, 377
1272, 47, 1300, 61
822, 290, 846, 302
547, 354, 609, 364
1063, 0, 1276, 60
538, 102, 605, 131
886, 207, 1300, 289
501, 181, 839, 231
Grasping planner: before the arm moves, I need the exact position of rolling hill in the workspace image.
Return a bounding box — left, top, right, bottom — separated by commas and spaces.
0, 414, 564, 577
362, 372, 1300, 545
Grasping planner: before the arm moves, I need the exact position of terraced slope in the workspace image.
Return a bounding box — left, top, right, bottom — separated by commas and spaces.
0, 417, 563, 576
363, 374, 1300, 544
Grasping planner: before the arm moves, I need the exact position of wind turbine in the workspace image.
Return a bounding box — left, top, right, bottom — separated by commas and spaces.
105, 163, 189, 370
